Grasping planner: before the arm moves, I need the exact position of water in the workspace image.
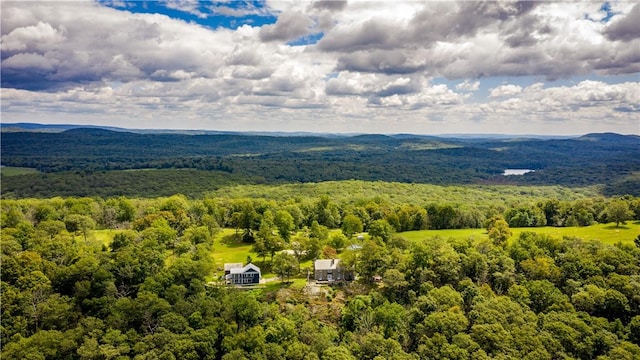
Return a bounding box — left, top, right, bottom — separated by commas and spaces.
503, 169, 534, 176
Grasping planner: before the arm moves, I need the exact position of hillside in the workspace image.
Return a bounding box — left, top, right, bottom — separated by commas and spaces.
1, 127, 639, 197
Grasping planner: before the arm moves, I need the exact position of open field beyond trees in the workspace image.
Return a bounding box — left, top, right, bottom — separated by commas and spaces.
89, 222, 639, 284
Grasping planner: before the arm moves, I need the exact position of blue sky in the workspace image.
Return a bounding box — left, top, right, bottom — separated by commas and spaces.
100, 1, 278, 30
1, 1, 639, 135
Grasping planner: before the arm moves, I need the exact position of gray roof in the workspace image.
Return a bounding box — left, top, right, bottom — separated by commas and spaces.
224, 263, 244, 271
229, 263, 261, 275
314, 259, 340, 271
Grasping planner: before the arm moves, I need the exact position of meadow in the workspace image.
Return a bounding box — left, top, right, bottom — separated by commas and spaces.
401, 221, 640, 245
0, 166, 39, 176
91, 221, 639, 283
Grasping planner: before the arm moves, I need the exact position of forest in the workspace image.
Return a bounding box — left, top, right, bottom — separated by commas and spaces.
2, 129, 640, 197
1, 190, 640, 359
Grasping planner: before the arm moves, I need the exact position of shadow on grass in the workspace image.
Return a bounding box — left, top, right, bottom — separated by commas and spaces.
259, 280, 300, 296
603, 224, 631, 230
220, 233, 253, 248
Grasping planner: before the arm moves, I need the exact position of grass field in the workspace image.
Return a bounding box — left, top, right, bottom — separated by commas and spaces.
210, 229, 316, 280
400, 221, 640, 245
91, 229, 125, 245
0, 166, 39, 176
89, 221, 639, 284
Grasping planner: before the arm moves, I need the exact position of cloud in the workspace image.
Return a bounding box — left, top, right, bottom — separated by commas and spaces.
325, 72, 418, 97
1, 2, 264, 90
1, 1, 639, 135
456, 80, 480, 92
604, 3, 640, 42
311, 1, 347, 12
165, 0, 208, 19
259, 11, 313, 42
335, 50, 427, 74
1, 21, 66, 54
317, 18, 400, 52
490, 84, 523, 97
315, 1, 639, 80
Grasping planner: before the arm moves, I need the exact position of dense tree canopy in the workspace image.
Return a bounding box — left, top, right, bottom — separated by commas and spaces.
1, 192, 639, 359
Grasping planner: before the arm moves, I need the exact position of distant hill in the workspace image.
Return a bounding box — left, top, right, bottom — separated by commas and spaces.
0, 122, 352, 137
1, 126, 639, 197
0, 122, 606, 139
579, 132, 640, 144
0, 122, 129, 133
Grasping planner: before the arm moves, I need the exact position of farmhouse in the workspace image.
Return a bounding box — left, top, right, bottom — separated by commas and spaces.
224, 263, 243, 276
314, 259, 354, 283
225, 263, 261, 285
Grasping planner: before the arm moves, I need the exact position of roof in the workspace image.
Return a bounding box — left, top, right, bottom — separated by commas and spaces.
229, 263, 261, 275
314, 259, 340, 271
224, 263, 243, 271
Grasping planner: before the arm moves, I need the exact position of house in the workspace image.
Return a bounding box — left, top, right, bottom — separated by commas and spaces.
314, 259, 354, 283
225, 263, 261, 285
224, 263, 243, 276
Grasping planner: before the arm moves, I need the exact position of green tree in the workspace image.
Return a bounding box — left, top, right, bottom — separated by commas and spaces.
274, 210, 295, 242
486, 216, 511, 246
357, 240, 387, 283
64, 214, 96, 241
115, 196, 136, 223
341, 214, 363, 238
422, 310, 469, 341
309, 221, 329, 242
605, 200, 633, 227
313, 195, 340, 228
256, 212, 283, 261
328, 232, 348, 251
382, 268, 409, 303
368, 219, 393, 243
505, 206, 547, 227
629, 315, 640, 345
272, 252, 298, 282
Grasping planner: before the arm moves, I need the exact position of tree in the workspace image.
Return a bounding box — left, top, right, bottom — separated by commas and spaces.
357, 240, 387, 282
486, 216, 511, 246
368, 219, 393, 243
520, 256, 561, 283
322, 245, 337, 259
341, 214, 363, 238
309, 221, 329, 242
36, 220, 66, 239
64, 214, 96, 241
255, 211, 283, 261
272, 252, 298, 282
382, 268, 409, 303
505, 206, 547, 227
629, 316, 640, 345
329, 232, 348, 252
115, 196, 136, 223
605, 200, 633, 227
273, 210, 294, 242
313, 195, 340, 228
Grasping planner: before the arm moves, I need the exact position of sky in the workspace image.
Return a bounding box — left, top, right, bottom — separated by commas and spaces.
1, 0, 639, 135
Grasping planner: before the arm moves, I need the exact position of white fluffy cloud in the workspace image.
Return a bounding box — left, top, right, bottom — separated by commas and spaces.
1, 0, 638, 135
490, 84, 523, 98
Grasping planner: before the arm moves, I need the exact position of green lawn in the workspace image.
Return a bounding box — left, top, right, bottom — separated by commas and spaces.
0, 166, 39, 176
211, 229, 257, 276
400, 222, 640, 245
90, 221, 639, 284
91, 229, 117, 245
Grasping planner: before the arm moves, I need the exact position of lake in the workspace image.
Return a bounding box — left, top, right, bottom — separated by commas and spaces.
503, 169, 535, 176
